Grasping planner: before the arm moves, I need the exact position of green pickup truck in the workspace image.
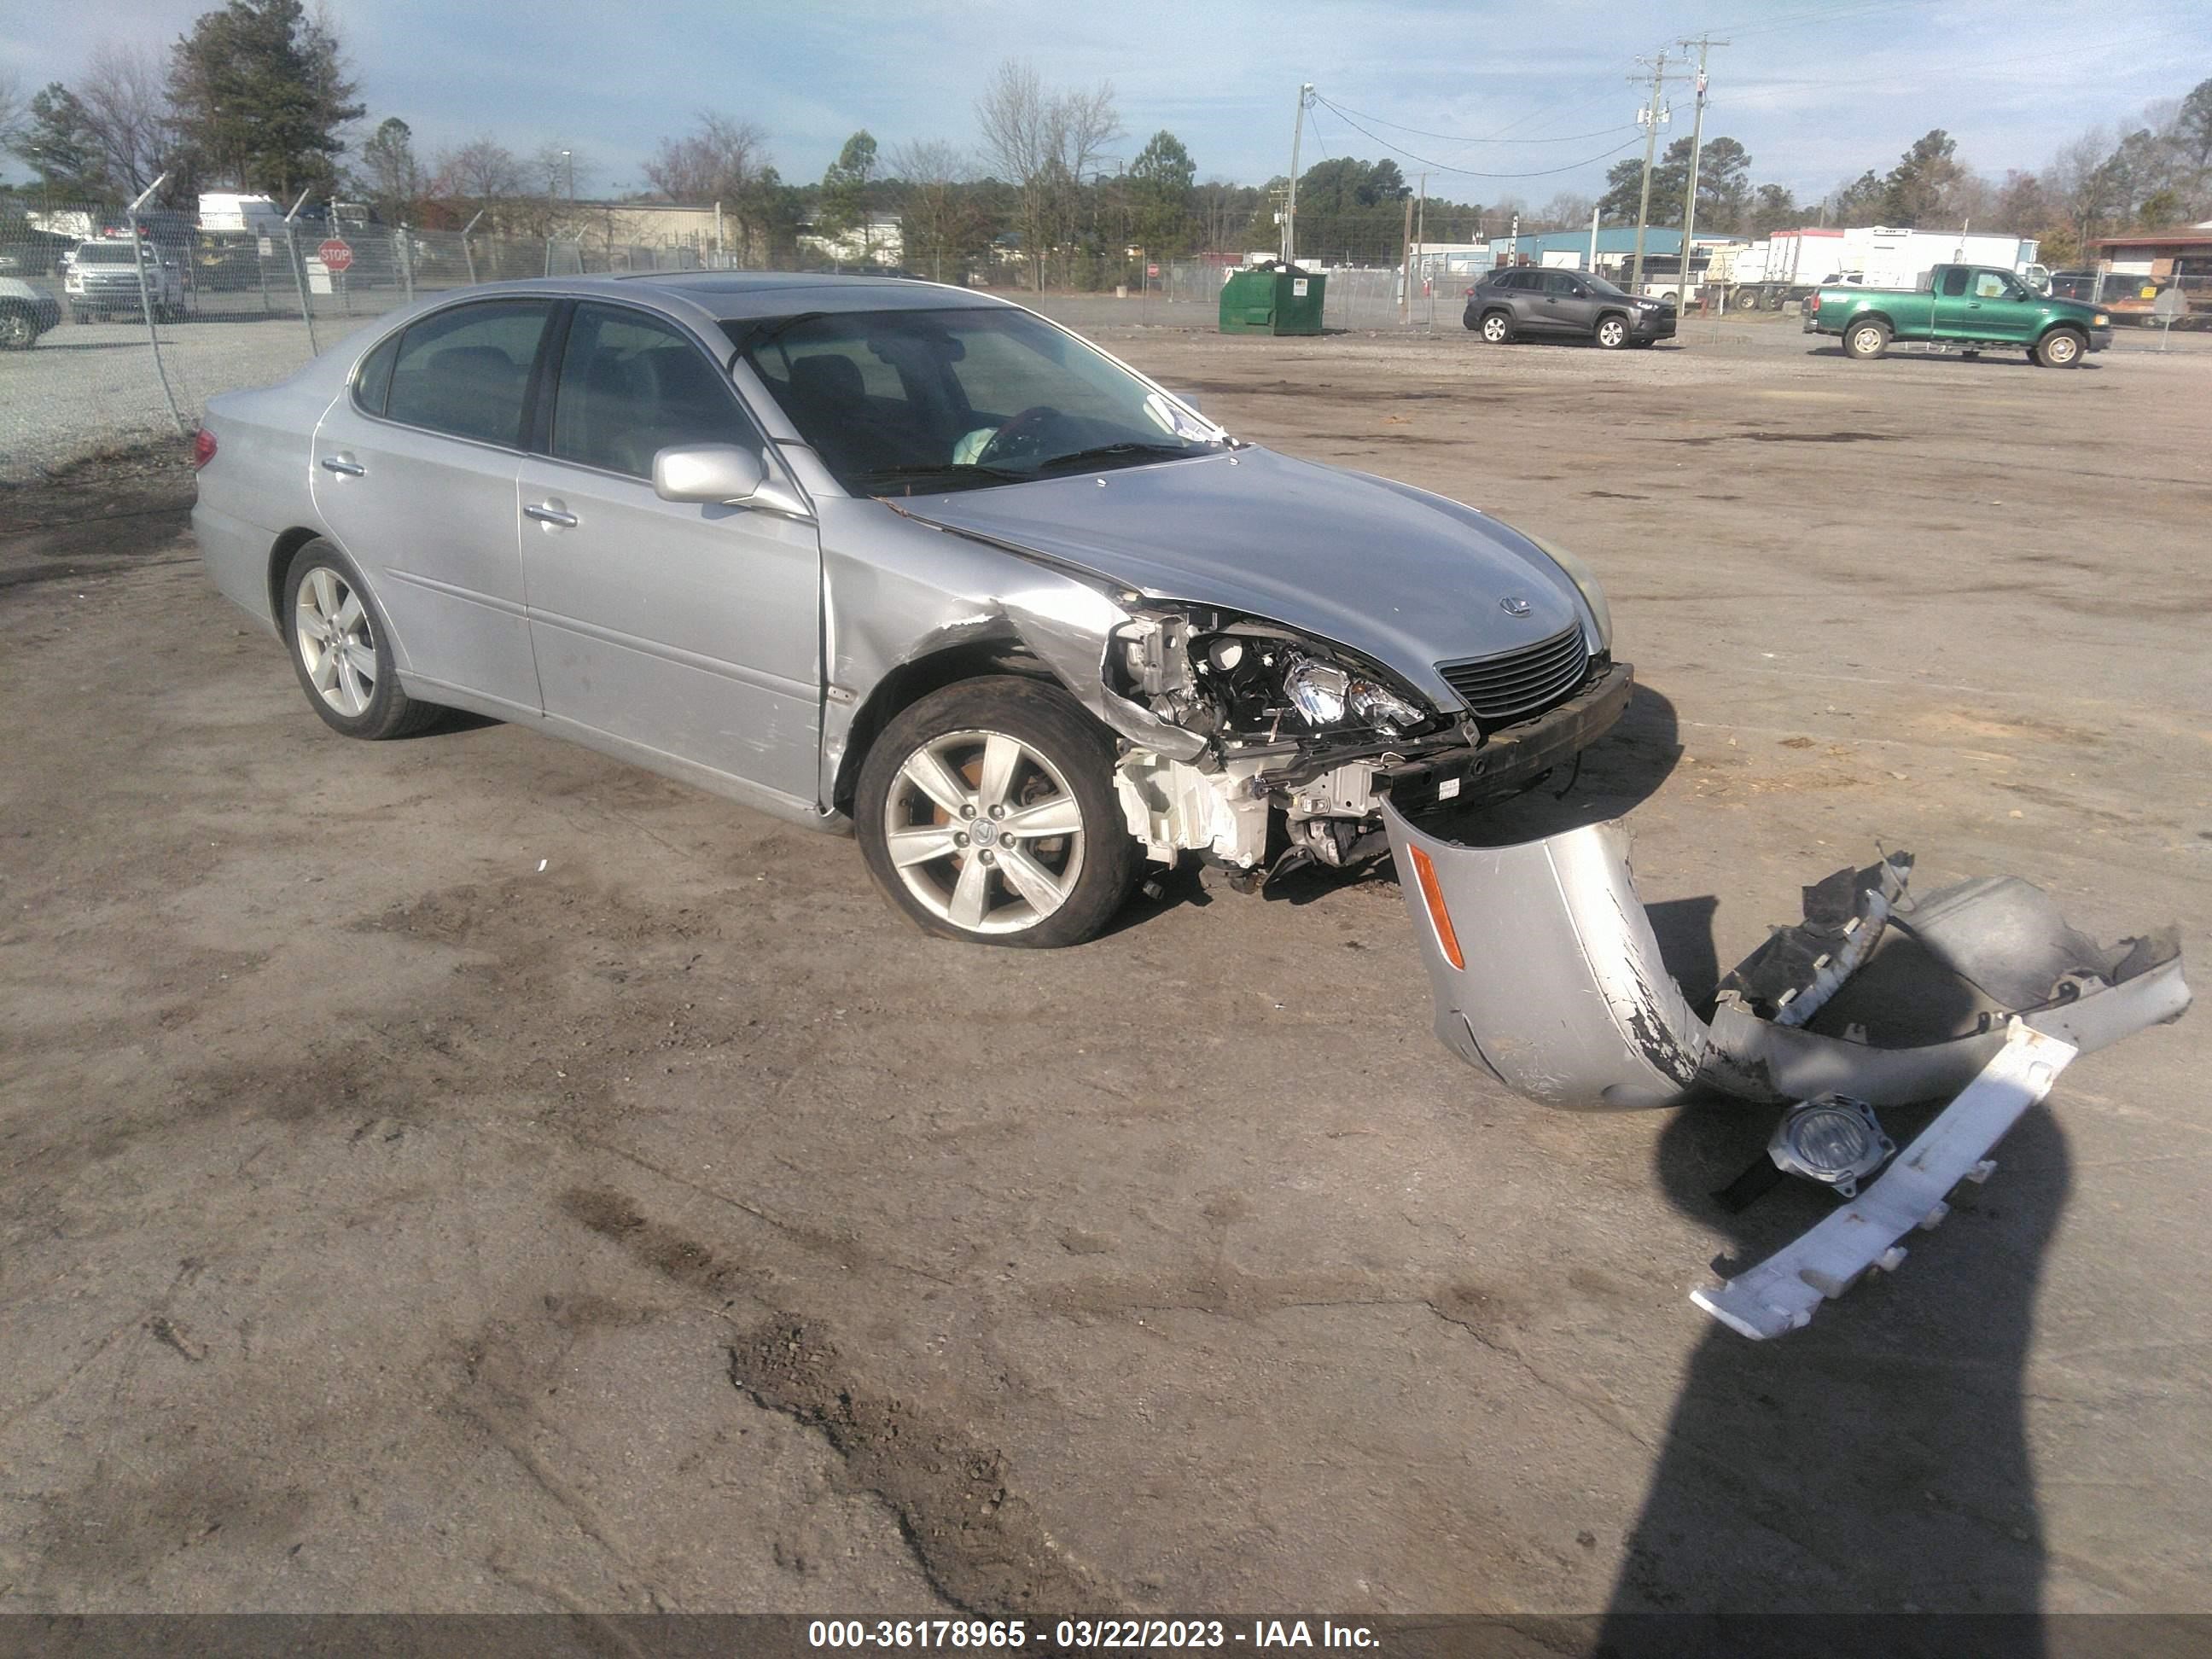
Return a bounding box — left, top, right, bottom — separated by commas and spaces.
1804, 264, 2114, 368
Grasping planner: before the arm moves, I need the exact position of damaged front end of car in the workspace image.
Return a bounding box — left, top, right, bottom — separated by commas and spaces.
1381, 800, 2191, 1338
1103, 604, 1633, 888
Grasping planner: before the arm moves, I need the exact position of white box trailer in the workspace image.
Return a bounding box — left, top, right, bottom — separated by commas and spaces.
1729, 226, 2044, 308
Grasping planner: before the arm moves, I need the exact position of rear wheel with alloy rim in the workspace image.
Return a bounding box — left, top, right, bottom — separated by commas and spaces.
282, 540, 443, 739
855, 676, 1139, 948
1479, 311, 1512, 344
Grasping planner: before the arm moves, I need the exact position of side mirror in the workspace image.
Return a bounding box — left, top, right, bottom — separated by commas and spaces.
652, 443, 810, 519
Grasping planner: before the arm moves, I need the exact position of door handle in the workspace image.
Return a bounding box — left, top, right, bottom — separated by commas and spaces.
320, 456, 365, 476
525, 502, 578, 528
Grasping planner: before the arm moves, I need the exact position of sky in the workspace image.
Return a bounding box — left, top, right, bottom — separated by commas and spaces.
4, 0, 2209, 208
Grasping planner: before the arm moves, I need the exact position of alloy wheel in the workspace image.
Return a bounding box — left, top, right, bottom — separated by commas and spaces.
882, 727, 1087, 935
1481, 314, 1509, 343
294, 565, 377, 718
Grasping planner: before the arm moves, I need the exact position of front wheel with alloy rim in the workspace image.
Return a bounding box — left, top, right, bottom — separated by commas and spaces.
855, 676, 1140, 948
1845, 319, 1891, 360
1479, 311, 1512, 344
2034, 328, 2085, 368
0, 309, 38, 349
282, 541, 443, 739
1595, 315, 1630, 349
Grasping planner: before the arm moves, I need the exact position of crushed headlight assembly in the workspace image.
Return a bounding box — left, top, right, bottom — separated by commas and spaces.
1527, 534, 1612, 653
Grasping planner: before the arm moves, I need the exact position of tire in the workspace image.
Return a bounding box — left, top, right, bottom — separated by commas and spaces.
0, 306, 36, 350
1845, 319, 1890, 360
1738, 288, 1762, 311
1595, 314, 1630, 350
854, 675, 1140, 949
1478, 309, 1512, 345
2034, 328, 2085, 369
281, 540, 443, 741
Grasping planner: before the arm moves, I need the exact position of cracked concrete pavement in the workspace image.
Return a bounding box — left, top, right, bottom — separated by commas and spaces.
2, 317, 2207, 1620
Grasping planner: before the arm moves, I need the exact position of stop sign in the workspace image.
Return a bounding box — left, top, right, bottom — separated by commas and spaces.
317, 237, 353, 272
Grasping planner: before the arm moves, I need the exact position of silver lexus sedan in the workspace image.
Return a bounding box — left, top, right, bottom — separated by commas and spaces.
193, 273, 1629, 946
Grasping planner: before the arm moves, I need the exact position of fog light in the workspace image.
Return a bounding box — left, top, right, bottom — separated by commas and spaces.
1767, 1095, 1893, 1199
1284, 658, 1350, 726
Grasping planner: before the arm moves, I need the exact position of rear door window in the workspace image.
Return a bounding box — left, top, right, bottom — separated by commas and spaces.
384, 300, 553, 448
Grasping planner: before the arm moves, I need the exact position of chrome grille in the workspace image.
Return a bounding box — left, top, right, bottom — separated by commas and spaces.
1436, 625, 1591, 722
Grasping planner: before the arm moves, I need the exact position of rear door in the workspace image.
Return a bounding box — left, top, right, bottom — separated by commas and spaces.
311, 297, 553, 712
515, 300, 823, 806
1542, 271, 1598, 336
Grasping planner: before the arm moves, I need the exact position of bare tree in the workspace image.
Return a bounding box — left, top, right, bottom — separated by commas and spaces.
432, 136, 527, 230
975, 61, 1054, 288
78, 43, 170, 195
2042, 126, 2116, 248
974, 59, 1121, 289
533, 140, 590, 201
643, 113, 764, 201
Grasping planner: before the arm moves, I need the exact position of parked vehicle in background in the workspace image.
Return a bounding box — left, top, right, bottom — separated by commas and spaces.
193, 273, 1627, 948
1463, 267, 1676, 348
2052, 269, 2209, 329
1805, 264, 2111, 367
64, 241, 189, 322
0, 276, 65, 349
1730, 227, 2044, 310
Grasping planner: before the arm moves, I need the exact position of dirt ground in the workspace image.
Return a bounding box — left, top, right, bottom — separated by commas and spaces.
3, 318, 2208, 1629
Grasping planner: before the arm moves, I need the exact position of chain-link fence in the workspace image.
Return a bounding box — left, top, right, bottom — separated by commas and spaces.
0, 205, 745, 480
2, 204, 1495, 482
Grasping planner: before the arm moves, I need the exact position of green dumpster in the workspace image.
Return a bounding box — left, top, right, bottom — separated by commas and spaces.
1219, 263, 1327, 335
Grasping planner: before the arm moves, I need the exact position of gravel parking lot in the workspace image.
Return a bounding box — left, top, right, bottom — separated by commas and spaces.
3, 318, 2208, 1628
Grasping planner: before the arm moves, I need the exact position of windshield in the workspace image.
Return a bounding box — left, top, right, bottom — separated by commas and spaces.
729, 306, 1225, 495
76, 245, 144, 265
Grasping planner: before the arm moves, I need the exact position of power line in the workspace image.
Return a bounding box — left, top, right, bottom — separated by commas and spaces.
1304, 99, 1636, 146
1311, 96, 1647, 179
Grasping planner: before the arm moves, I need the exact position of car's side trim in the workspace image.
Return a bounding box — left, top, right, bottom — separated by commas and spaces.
526, 606, 818, 702
382, 566, 532, 621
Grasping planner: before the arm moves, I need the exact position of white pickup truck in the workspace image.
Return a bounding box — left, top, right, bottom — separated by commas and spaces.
63, 240, 189, 323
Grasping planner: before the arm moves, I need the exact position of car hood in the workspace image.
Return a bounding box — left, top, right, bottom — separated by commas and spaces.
888, 446, 1587, 708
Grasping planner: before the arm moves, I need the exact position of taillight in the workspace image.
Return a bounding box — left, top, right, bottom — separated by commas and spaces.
192, 428, 217, 469
1407, 844, 1465, 971
1809, 292, 1821, 312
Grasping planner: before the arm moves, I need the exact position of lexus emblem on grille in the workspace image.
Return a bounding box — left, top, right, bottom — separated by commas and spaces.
1499, 596, 1533, 617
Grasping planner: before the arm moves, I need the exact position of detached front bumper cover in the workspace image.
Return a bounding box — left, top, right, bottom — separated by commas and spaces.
1382, 801, 2190, 1335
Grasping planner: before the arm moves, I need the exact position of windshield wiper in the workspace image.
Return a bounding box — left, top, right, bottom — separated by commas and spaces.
855, 461, 1028, 490
1033, 441, 1204, 474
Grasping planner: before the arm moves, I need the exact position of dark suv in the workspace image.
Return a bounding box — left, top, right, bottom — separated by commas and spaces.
1464, 268, 1676, 349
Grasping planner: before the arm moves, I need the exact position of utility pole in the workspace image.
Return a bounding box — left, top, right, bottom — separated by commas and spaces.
1628, 49, 1671, 292
1674, 35, 1726, 307
1399, 190, 1414, 321
1282, 83, 1313, 266
1414, 172, 1427, 311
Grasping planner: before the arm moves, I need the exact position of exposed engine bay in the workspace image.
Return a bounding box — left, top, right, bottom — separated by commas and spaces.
1103, 606, 1622, 884
1381, 800, 2192, 1339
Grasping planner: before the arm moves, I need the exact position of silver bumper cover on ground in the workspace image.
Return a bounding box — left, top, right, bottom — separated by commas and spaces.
1380, 801, 2191, 1336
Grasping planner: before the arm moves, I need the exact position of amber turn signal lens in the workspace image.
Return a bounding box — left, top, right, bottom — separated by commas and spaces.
1408, 844, 1464, 971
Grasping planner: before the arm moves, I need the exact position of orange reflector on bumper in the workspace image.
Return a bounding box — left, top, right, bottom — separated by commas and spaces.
1408, 844, 1465, 970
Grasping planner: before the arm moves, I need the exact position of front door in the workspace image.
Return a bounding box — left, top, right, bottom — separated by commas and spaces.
311, 297, 553, 713
517, 300, 823, 808
1540, 271, 1596, 335
1932, 268, 2033, 345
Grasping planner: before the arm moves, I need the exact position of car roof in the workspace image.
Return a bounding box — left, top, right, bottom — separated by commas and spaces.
576, 271, 1016, 323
